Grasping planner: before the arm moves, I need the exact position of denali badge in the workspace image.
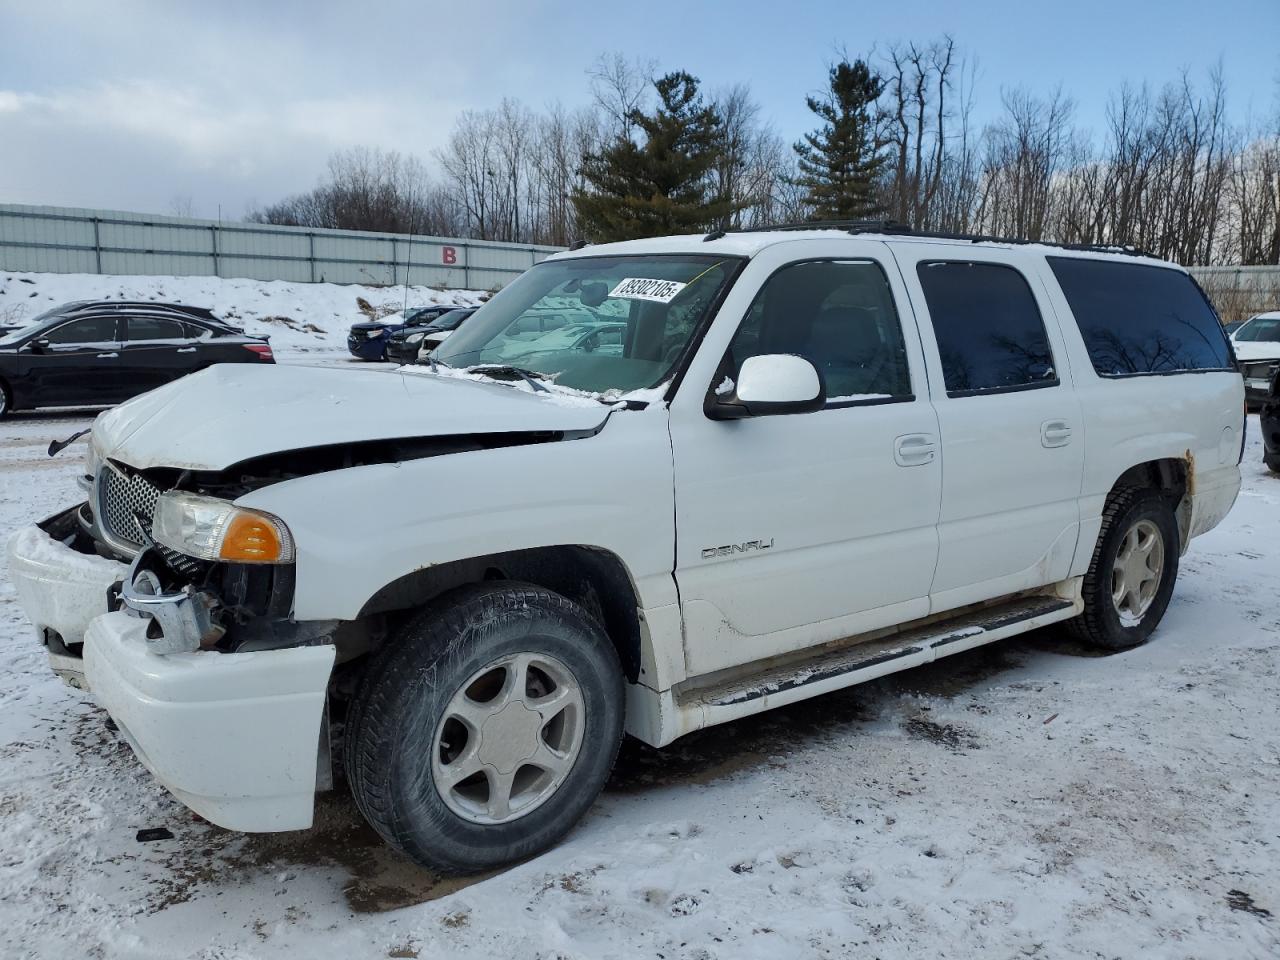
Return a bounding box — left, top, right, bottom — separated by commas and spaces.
701, 538, 775, 560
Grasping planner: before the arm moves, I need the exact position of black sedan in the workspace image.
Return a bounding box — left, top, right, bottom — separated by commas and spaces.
0, 303, 274, 418
384, 308, 478, 365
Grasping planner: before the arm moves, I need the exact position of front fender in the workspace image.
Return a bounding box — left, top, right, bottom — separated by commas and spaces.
235, 411, 676, 621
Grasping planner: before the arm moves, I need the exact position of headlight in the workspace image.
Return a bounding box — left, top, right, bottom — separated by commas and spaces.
367, 327, 385, 338
85, 441, 101, 479
153, 492, 295, 564
407, 332, 425, 344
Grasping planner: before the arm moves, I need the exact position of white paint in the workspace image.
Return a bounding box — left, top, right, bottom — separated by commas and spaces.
83, 611, 334, 831
4, 229, 1246, 846
733, 354, 821, 404
91, 362, 611, 470
5, 525, 127, 658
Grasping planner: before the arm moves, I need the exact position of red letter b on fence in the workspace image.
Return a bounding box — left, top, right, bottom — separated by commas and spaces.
441, 246, 457, 265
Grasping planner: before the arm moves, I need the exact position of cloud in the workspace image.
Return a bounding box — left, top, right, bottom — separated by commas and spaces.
0, 79, 464, 216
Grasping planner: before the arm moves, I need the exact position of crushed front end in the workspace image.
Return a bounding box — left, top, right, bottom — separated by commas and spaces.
5, 444, 338, 831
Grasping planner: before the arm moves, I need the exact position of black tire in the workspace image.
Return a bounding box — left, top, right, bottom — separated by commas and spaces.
0, 379, 10, 419
347, 582, 624, 874
1265, 452, 1280, 475
1069, 487, 1180, 651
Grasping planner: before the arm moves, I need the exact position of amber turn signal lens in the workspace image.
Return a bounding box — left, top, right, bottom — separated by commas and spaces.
219, 513, 287, 563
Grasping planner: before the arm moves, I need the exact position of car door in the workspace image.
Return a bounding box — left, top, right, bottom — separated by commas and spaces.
669, 244, 942, 678
889, 244, 1085, 614
119, 314, 198, 392
18, 314, 124, 405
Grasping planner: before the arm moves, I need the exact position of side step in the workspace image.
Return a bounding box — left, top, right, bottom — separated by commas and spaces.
680, 594, 1079, 716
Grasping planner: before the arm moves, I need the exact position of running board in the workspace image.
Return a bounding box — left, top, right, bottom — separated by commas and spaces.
679, 594, 1079, 718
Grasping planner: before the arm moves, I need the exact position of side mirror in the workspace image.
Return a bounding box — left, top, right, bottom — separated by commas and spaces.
28, 338, 51, 354
707, 354, 826, 420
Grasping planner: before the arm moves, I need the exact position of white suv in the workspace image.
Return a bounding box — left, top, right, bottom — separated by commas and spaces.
6, 225, 1244, 874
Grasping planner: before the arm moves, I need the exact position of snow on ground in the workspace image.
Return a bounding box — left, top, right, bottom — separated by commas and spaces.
0, 271, 488, 359
0, 406, 1277, 958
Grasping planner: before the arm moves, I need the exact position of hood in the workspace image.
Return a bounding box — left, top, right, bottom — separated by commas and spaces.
1232, 340, 1280, 362
350, 320, 404, 332
92, 363, 612, 471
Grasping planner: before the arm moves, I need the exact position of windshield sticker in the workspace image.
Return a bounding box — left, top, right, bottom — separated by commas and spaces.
608, 277, 688, 304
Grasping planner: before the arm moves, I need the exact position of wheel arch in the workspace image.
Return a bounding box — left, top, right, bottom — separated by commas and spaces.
356, 544, 646, 682
1107, 455, 1191, 547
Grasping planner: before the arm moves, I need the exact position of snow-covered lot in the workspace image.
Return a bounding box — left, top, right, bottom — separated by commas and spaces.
0, 271, 487, 360
1, 396, 1278, 956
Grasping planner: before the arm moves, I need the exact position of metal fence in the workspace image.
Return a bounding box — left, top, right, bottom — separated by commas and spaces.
1188, 265, 1280, 323
0, 203, 564, 289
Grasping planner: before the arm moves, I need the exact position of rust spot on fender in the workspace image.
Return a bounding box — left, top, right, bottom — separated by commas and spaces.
1184, 448, 1196, 495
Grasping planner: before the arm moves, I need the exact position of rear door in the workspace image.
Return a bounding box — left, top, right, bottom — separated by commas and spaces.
890, 243, 1085, 613
119, 314, 200, 391
19, 315, 124, 405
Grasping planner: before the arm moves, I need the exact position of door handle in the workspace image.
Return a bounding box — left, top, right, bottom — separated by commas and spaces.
176, 347, 197, 353
1041, 419, 1073, 448
96, 352, 119, 358
894, 433, 937, 466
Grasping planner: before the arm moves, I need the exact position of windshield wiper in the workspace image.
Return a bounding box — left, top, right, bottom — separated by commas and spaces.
465, 364, 550, 393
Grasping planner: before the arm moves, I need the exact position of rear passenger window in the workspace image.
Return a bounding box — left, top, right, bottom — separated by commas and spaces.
916, 261, 1057, 396
127, 317, 185, 341
1047, 258, 1233, 376
726, 260, 912, 402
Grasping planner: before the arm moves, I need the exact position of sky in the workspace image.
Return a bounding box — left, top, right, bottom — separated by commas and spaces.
1, 0, 1277, 221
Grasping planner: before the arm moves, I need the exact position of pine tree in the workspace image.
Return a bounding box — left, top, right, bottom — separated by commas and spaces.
573, 72, 735, 241
794, 60, 887, 220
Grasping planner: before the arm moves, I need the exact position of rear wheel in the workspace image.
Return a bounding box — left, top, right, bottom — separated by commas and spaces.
347, 583, 623, 874
1070, 488, 1180, 651
1265, 452, 1280, 475
0, 380, 10, 419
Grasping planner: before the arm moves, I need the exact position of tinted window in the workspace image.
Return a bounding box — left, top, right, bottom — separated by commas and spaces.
127, 317, 186, 341
1236, 316, 1280, 343
1048, 258, 1233, 375
917, 261, 1057, 396
726, 260, 912, 401
43, 316, 118, 344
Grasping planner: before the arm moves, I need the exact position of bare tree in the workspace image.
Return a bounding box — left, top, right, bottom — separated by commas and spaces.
587, 52, 655, 141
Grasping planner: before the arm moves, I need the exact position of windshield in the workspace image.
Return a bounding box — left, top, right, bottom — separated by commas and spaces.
1236, 316, 1280, 342
434, 254, 741, 394
434, 309, 473, 330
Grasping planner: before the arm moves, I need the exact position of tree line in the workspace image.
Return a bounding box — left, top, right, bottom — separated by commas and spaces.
249, 43, 1280, 266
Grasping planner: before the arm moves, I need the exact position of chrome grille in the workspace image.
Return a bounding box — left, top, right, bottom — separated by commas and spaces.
98, 466, 161, 548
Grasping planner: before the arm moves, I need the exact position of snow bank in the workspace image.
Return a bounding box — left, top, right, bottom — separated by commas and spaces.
0, 272, 489, 358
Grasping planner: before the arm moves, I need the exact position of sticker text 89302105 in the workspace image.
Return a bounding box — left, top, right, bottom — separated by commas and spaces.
608, 278, 688, 304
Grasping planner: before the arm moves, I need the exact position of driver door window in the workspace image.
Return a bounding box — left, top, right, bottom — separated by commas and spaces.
724, 260, 913, 403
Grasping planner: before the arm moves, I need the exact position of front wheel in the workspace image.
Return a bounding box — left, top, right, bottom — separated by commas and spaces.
346, 583, 624, 874
1070, 488, 1180, 651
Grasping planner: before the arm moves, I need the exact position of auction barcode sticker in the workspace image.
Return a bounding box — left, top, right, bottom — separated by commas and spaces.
608, 277, 688, 303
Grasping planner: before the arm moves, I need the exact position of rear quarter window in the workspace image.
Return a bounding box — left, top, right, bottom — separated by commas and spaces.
1047, 257, 1233, 376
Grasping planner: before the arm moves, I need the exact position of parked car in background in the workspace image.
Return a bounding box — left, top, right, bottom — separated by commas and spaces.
1261, 365, 1280, 473
0, 303, 273, 418
1231, 311, 1280, 406
7, 224, 1243, 875
347, 305, 458, 361
412, 307, 481, 360
386, 307, 478, 365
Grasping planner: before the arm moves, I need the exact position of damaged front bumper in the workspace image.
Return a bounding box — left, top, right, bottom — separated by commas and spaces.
6, 508, 337, 831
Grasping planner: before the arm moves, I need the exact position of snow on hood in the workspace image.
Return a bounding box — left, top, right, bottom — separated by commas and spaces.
91, 363, 612, 471
1232, 340, 1280, 362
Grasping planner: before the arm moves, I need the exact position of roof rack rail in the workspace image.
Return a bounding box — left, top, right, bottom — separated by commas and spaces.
700, 219, 1159, 259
